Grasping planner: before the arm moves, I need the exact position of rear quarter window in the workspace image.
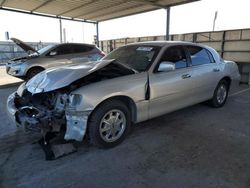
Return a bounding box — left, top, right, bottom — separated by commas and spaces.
206, 49, 216, 63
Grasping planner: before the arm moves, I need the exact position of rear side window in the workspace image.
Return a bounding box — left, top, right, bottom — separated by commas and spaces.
72, 44, 95, 53
187, 46, 212, 66
160, 46, 187, 69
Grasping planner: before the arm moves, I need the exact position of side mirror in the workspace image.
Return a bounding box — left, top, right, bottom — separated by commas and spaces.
158, 61, 175, 72
49, 51, 57, 56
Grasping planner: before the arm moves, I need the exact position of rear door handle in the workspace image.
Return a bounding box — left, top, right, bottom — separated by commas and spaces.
182, 74, 191, 79
213, 68, 220, 72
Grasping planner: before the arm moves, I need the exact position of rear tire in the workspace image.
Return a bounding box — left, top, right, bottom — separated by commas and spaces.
88, 100, 131, 148
26, 67, 44, 80
208, 80, 229, 108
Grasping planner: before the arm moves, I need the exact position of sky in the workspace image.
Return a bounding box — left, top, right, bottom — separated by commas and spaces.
0, 0, 250, 43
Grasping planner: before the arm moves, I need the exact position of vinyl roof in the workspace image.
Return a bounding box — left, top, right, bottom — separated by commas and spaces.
0, 0, 199, 22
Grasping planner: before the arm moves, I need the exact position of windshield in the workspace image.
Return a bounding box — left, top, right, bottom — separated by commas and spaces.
103, 45, 161, 72
37, 44, 56, 55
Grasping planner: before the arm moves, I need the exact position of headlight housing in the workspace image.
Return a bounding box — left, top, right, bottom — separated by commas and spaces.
69, 94, 82, 106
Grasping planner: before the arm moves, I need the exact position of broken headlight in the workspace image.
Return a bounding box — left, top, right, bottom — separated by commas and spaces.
68, 94, 82, 106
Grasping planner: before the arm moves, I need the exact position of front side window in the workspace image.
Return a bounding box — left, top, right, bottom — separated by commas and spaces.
38, 44, 55, 55
103, 45, 161, 72
160, 46, 187, 69
187, 46, 212, 66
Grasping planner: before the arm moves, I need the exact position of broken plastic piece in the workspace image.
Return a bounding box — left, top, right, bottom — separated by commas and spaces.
38, 133, 77, 160
51, 144, 77, 159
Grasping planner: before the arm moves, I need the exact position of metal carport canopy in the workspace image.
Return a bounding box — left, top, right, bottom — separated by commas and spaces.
0, 0, 199, 44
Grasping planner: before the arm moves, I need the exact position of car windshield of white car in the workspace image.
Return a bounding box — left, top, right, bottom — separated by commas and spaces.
103, 45, 161, 72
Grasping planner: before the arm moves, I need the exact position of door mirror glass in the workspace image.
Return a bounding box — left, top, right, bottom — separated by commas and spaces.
49, 51, 57, 56
158, 61, 175, 72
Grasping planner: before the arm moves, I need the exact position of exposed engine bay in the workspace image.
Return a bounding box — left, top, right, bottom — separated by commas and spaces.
14, 91, 66, 134
67, 62, 135, 91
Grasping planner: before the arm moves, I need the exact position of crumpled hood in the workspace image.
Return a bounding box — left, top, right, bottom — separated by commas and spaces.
26, 60, 113, 94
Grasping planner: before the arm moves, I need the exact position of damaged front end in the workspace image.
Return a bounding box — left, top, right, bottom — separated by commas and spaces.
7, 60, 134, 142
6, 60, 135, 159
7, 84, 89, 142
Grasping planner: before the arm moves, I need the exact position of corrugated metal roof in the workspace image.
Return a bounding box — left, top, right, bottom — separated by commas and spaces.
0, 0, 199, 22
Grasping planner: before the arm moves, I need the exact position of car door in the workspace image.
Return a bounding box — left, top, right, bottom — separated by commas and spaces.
148, 45, 197, 119
185, 45, 221, 102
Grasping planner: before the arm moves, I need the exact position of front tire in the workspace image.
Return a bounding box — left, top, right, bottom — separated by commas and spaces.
208, 80, 229, 108
88, 100, 131, 148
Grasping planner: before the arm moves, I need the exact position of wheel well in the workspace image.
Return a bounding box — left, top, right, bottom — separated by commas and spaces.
26, 66, 44, 74
90, 96, 137, 123
221, 76, 231, 89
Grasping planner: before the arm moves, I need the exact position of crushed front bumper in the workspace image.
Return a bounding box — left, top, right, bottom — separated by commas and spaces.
7, 92, 40, 131
7, 92, 90, 141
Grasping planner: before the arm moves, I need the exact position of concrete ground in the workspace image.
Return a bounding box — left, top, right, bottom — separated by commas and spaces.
0, 84, 250, 188
0, 65, 23, 87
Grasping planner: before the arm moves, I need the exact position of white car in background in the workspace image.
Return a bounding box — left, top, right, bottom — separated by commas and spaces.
6, 38, 105, 79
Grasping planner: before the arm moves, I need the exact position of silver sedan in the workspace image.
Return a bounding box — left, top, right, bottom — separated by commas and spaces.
6, 38, 105, 80
7, 41, 240, 148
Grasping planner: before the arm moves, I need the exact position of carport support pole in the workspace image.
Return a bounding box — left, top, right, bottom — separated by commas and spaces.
59, 18, 63, 43
96, 22, 99, 47
165, 7, 171, 41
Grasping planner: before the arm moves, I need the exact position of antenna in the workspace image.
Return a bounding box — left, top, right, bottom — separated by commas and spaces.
213, 11, 218, 31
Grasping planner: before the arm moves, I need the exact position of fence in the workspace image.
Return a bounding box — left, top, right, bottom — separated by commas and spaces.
99, 28, 250, 84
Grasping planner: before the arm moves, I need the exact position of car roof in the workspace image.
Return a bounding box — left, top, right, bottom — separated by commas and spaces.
56, 43, 96, 47
123, 41, 220, 62
125, 41, 208, 48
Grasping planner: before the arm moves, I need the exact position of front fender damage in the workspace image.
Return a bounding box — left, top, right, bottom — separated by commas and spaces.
65, 110, 91, 141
